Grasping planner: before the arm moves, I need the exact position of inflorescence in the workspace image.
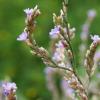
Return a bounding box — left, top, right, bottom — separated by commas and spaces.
16, 1, 100, 100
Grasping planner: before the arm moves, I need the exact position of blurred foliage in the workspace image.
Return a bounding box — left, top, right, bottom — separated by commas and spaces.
0, 0, 100, 100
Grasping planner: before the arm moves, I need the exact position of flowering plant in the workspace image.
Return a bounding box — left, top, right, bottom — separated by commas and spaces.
16, 0, 100, 100
2, 82, 17, 100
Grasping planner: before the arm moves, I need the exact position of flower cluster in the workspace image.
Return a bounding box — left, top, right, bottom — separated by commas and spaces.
91, 35, 100, 44
2, 82, 17, 96
2, 82, 17, 100
44, 67, 75, 100
17, 5, 40, 42
49, 26, 60, 39
52, 41, 65, 63
84, 35, 100, 76
17, 1, 100, 100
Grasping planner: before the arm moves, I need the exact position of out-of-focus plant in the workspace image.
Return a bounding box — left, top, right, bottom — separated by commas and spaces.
16, 0, 100, 100
1, 81, 17, 100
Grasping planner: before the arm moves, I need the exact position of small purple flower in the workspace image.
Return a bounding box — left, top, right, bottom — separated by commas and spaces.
24, 8, 33, 16
91, 35, 100, 43
87, 9, 96, 19
80, 24, 89, 41
17, 31, 28, 41
61, 80, 74, 98
2, 82, 17, 96
49, 26, 60, 39
56, 41, 64, 48
44, 67, 54, 75
52, 41, 65, 62
94, 51, 100, 62
52, 49, 65, 62
82, 24, 89, 33
52, 51, 61, 62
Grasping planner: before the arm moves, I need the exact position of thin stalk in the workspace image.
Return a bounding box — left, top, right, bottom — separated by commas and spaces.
62, 1, 88, 97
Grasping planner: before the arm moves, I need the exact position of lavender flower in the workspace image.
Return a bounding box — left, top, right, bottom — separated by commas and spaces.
52, 47, 65, 62
55, 41, 64, 48
52, 41, 65, 62
49, 26, 60, 39
24, 5, 40, 21
44, 67, 56, 91
52, 50, 64, 62
44, 67, 55, 75
94, 50, 100, 64
24, 8, 34, 21
24, 8, 33, 16
91, 35, 100, 44
17, 31, 28, 41
81, 24, 89, 41
87, 9, 96, 19
2, 82, 17, 96
61, 79, 74, 99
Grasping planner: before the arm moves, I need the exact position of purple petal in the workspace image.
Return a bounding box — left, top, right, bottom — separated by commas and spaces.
17, 32, 28, 41
49, 26, 60, 39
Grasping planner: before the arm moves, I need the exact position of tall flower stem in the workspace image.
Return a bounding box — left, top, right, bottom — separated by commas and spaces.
62, 1, 88, 99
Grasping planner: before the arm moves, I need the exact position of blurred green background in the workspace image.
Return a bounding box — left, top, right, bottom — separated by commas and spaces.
0, 0, 100, 100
